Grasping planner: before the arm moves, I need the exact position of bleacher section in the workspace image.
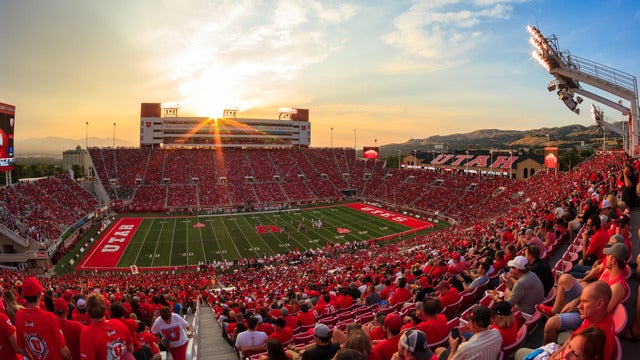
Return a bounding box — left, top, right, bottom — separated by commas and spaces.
86, 147, 536, 227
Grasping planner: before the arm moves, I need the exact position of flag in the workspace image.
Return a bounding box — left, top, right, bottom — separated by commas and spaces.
336, 228, 351, 234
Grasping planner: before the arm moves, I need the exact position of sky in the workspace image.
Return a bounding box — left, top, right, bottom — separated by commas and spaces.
1, 0, 639, 149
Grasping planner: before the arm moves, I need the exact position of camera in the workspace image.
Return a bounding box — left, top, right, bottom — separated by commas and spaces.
451, 328, 460, 339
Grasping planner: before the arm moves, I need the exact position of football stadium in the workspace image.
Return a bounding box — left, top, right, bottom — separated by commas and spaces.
0, 19, 639, 360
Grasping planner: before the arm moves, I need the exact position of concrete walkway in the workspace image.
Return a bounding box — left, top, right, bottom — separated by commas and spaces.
194, 304, 238, 360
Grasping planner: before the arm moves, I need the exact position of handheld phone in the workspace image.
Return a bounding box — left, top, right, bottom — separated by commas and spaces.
451, 328, 460, 339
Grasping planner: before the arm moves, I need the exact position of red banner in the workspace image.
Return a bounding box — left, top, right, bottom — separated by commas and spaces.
544, 147, 559, 169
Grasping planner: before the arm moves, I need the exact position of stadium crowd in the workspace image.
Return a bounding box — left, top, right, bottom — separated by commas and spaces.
90, 147, 525, 225
0, 149, 638, 360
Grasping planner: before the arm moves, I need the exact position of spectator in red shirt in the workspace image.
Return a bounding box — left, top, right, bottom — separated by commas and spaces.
436, 281, 460, 308
379, 279, 395, 302
297, 303, 315, 327
255, 315, 275, 336
110, 301, 146, 360
280, 307, 298, 330
0, 311, 21, 360
336, 287, 354, 309
136, 321, 161, 360
492, 250, 507, 274
372, 314, 403, 360
489, 301, 518, 348
80, 293, 133, 360
269, 317, 293, 345
15, 277, 71, 360
581, 214, 609, 265
416, 298, 448, 344
389, 278, 411, 306
72, 298, 90, 325
447, 253, 465, 275
364, 312, 387, 342
500, 228, 515, 246
54, 298, 85, 360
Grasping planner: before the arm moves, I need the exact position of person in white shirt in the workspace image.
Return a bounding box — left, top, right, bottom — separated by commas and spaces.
151, 306, 193, 360
235, 315, 268, 359
435, 305, 502, 360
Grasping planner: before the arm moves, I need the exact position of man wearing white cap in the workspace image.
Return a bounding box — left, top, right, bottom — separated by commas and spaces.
599, 199, 613, 227
489, 256, 544, 315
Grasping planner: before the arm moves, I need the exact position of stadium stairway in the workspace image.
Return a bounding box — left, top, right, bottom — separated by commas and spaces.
196, 305, 238, 360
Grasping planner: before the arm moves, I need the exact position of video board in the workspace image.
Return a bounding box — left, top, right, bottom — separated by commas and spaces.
363, 146, 379, 159
0, 102, 15, 171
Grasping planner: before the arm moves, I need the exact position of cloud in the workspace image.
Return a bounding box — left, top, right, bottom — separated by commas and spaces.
138, 0, 358, 116
380, 0, 522, 74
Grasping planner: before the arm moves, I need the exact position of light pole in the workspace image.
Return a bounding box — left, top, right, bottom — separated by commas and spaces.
398, 149, 401, 169
85, 121, 89, 149
489, 150, 493, 176
354, 129, 357, 151
331, 127, 333, 148
113, 122, 116, 147
465, 150, 469, 174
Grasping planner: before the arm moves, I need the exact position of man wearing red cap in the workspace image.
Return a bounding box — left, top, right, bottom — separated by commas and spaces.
372, 313, 404, 360
436, 281, 460, 308
15, 277, 71, 360
54, 297, 85, 360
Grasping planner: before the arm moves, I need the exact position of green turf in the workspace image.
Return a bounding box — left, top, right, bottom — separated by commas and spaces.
115, 205, 439, 268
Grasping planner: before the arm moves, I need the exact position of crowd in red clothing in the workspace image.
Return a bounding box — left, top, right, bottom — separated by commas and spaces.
0, 149, 634, 360
0, 174, 100, 245
90, 147, 516, 223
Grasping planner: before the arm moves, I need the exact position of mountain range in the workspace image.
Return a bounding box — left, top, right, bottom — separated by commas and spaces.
379, 123, 620, 157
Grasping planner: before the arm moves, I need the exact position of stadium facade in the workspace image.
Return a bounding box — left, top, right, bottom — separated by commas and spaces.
140, 103, 310, 148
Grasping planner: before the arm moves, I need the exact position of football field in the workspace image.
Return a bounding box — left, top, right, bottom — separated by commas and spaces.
76, 203, 440, 271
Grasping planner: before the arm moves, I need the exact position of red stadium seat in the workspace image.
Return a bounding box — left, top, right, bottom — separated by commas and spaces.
611, 303, 627, 336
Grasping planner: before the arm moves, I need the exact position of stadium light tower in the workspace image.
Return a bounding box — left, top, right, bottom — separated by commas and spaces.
527, 25, 639, 155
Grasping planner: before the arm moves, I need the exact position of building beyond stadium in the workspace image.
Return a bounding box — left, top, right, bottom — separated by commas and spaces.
140, 103, 310, 148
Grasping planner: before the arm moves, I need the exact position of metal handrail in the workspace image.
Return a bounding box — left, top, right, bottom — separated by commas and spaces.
566, 54, 637, 92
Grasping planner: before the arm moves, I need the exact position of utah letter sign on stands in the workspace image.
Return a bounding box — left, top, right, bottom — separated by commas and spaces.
431, 153, 518, 169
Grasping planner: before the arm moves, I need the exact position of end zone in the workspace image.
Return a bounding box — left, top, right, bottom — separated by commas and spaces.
76, 218, 142, 271
344, 203, 435, 230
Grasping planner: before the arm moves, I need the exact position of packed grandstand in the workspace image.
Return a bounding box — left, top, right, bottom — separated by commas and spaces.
0, 148, 636, 360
